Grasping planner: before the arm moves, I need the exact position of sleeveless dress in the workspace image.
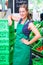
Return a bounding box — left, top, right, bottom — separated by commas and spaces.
13, 19, 32, 65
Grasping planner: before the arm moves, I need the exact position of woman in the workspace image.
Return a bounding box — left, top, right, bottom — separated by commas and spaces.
8, 4, 41, 65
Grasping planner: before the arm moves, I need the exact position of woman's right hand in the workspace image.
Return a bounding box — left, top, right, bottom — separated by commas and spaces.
8, 14, 20, 25
8, 15, 12, 26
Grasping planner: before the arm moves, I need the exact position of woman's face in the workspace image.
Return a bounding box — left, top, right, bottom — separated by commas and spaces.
19, 7, 27, 19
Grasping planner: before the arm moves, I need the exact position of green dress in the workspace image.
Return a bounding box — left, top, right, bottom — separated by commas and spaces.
13, 19, 32, 65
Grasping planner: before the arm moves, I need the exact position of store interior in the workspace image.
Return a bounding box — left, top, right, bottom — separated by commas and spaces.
0, 0, 43, 65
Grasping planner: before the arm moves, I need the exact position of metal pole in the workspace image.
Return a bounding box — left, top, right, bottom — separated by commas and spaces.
13, 0, 14, 13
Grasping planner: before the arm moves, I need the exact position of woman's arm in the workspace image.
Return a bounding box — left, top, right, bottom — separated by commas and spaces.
27, 22, 41, 44
8, 14, 20, 25
21, 22, 41, 45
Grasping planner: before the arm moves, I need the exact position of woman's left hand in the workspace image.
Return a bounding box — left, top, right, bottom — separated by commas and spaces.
21, 38, 29, 45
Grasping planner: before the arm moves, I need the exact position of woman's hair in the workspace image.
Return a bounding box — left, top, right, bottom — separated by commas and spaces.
19, 4, 30, 20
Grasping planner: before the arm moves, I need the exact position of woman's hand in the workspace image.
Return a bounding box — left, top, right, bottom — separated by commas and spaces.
8, 15, 12, 26
21, 38, 29, 45
8, 20, 12, 26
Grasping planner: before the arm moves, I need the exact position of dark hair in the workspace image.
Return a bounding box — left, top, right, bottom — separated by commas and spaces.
19, 4, 30, 20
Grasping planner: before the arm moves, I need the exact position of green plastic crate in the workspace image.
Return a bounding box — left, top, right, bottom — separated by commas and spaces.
32, 58, 43, 65
0, 31, 9, 38
9, 20, 14, 32
0, 39, 9, 46
29, 21, 43, 38
0, 52, 13, 65
33, 21, 43, 27
40, 21, 43, 27
9, 33, 15, 40
39, 27, 43, 36
32, 38, 43, 54
9, 40, 15, 46
32, 39, 42, 49
0, 45, 9, 50
0, 19, 15, 65
0, 20, 9, 31
41, 50, 43, 54
29, 21, 43, 53
0, 54, 9, 63
0, 51, 9, 54
9, 51, 13, 64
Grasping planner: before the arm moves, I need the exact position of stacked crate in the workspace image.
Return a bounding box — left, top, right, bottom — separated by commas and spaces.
32, 58, 43, 65
0, 19, 15, 65
9, 20, 15, 65
29, 21, 43, 54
